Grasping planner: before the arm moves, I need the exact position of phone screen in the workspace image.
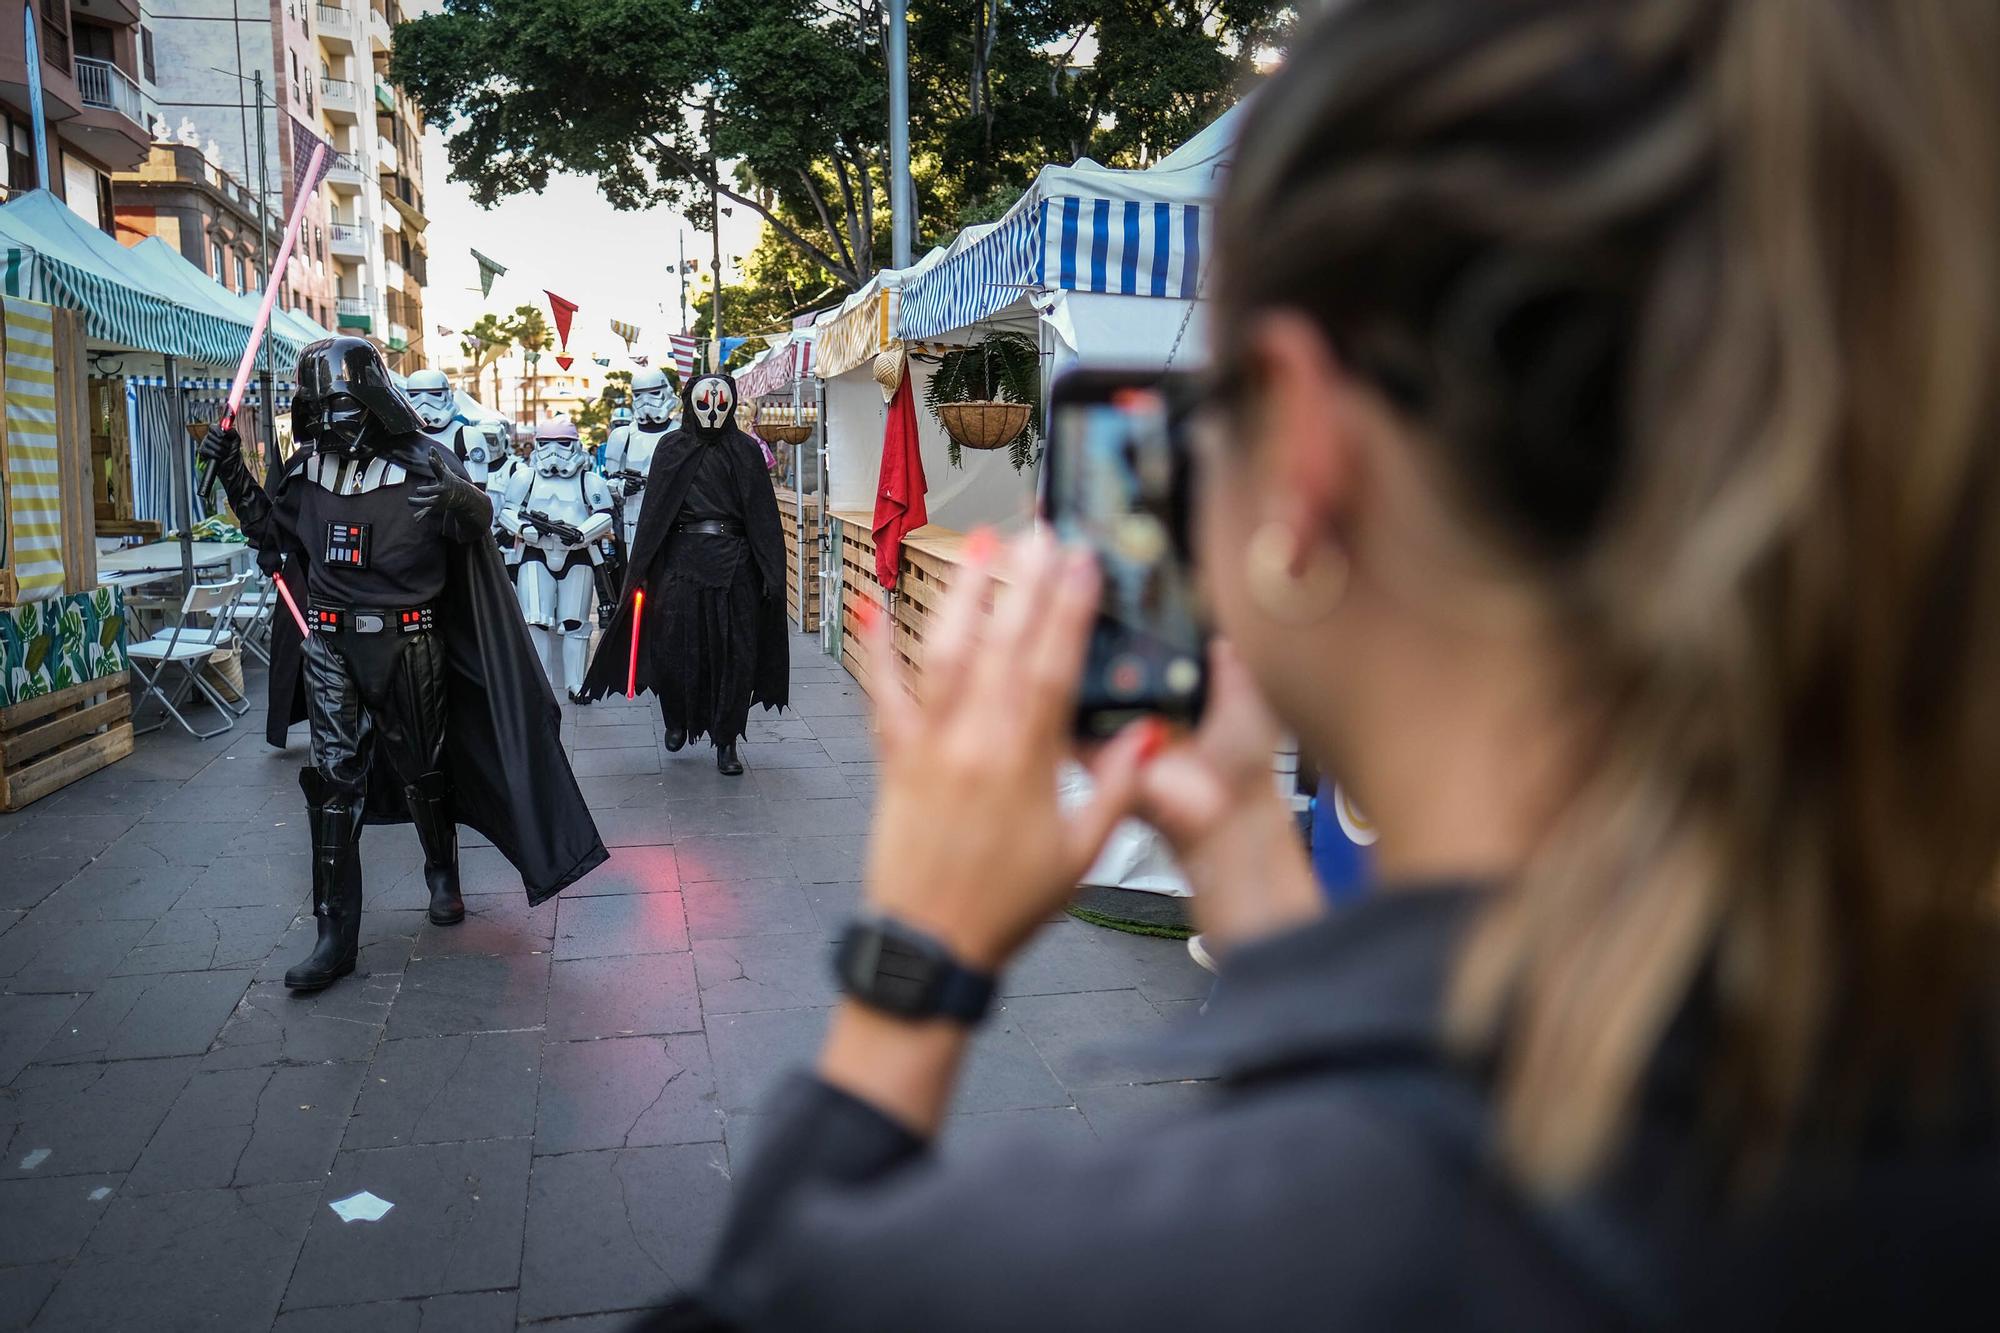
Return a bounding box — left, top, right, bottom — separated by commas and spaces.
1051, 378, 1206, 736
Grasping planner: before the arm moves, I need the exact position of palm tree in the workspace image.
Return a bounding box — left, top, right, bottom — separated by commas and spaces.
460, 312, 519, 412
511, 305, 551, 424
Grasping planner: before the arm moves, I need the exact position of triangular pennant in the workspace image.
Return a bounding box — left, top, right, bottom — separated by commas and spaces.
472, 248, 507, 297
556, 354, 575, 371
545, 291, 578, 351
592, 355, 611, 367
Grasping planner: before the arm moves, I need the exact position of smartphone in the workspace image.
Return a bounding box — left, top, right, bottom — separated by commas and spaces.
1045, 368, 1207, 739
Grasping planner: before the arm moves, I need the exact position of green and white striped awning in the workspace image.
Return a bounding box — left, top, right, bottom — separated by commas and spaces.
0, 191, 255, 367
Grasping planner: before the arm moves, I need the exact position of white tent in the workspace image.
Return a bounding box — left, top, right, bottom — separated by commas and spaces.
896, 102, 1243, 372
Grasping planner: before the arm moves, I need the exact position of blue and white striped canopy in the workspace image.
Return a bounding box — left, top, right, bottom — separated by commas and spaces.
898, 103, 1239, 342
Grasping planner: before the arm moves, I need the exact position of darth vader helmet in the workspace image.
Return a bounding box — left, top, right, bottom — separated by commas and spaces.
533, 415, 587, 477
686, 374, 736, 438
630, 367, 677, 427
405, 368, 456, 433
293, 336, 424, 458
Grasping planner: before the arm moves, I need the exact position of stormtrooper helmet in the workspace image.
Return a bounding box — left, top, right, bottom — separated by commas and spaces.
533, 415, 586, 477
611, 405, 634, 428
405, 368, 456, 433
686, 374, 736, 437
630, 368, 677, 427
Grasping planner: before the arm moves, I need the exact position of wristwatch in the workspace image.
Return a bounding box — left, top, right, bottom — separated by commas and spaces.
833, 913, 996, 1024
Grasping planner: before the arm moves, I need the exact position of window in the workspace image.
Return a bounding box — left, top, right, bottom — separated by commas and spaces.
211, 239, 227, 282
291, 51, 300, 100
72, 20, 115, 61
95, 172, 114, 234
236, 254, 248, 291
141, 27, 157, 82
3, 116, 32, 195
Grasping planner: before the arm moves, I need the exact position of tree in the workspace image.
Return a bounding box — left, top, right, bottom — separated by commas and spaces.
460, 311, 520, 413
391, 1, 1288, 298
511, 305, 551, 423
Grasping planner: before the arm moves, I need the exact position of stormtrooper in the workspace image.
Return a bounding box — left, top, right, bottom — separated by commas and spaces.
499, 415, 616, 702
404, 369, 494, 489
197, 338, 605, 990
602, 367, 678, 550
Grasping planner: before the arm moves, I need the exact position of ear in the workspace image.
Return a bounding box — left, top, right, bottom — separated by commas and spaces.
1244, 311, 1362, 548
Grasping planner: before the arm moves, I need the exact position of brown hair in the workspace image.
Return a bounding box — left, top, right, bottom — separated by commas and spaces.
1216, 0, 2000, 1188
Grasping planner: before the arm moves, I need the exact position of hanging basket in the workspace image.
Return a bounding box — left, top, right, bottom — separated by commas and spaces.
937, 400, 1031, 451
761, 422, 813, 446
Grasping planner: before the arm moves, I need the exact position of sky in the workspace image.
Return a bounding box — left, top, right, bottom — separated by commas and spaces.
419, 132, 769, 367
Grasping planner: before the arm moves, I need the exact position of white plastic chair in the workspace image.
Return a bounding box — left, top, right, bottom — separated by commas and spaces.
227, 572, 279, 666
130, 575, 250, 739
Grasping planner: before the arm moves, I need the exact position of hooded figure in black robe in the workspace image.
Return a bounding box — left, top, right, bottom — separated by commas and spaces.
202, 337, 607, 990
581, 372, 787, 774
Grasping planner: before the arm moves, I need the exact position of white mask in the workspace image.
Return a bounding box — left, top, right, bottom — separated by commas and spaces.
688, 376, 734, 432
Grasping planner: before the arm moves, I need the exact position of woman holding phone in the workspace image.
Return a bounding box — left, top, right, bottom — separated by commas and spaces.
662, 1, 2000, 1326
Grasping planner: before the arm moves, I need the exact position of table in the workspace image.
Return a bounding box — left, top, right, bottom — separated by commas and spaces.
96, 541, 246, 579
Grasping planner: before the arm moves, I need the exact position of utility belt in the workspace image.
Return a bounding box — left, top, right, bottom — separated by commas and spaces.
309, 602, 438, 636
673, 520, 742, 538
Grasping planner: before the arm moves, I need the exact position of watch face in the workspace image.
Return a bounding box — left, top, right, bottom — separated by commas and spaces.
836, 920, 942, 1017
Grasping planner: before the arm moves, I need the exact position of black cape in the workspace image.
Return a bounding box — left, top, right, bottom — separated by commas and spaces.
248, 435, 607, 904
581, 422, 789, 711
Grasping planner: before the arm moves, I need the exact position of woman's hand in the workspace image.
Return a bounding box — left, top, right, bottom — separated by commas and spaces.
1137, 640, 1326, 951
857, 530, 1160, 973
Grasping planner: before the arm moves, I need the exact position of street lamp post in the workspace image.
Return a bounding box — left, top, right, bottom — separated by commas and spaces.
888, 0, 912, 268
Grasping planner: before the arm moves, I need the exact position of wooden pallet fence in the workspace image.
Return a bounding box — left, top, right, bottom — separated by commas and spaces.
833, 510, 884, 696
773, 484, 822, 632
0, 670, 134, 811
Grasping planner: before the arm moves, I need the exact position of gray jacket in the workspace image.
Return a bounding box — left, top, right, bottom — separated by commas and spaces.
664, 890, 1999, 1331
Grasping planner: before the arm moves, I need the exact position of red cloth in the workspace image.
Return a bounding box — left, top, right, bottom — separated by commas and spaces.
872, 374, 928, 588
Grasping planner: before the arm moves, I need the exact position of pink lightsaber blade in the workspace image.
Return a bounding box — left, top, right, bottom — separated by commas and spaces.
273, 571, 310, 638
219, 142, 328, 432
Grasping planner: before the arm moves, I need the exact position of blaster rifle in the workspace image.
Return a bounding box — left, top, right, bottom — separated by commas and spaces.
524, 509, 589, 550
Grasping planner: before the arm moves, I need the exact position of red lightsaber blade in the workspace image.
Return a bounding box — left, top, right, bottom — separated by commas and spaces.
627, 589, 644, 699
273, 571, 310, 638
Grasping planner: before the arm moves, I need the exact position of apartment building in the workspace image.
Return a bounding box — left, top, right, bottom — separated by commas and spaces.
2, 1, 157, 227
145, 0, 430, 367
114, 139, 280, 296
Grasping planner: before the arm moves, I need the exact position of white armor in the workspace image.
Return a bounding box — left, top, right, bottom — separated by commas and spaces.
405, 370, 490, 490
604, 368, 679, 549
498, 417, 614, 699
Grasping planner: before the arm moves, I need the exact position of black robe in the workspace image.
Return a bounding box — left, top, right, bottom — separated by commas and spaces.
581, 422, 788, 717
237, 434, 607, 904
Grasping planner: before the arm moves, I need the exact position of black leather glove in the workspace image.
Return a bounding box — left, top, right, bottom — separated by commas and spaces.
197, 423, 243, 467
411, 444, 494, 538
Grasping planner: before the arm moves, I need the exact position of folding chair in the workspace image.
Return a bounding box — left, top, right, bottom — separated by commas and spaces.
129, 575, 251, 739
227, 572, 279, 666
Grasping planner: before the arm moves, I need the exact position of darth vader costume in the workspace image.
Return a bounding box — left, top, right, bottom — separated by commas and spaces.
582, 373, 787, 774
201, 337, 607, 990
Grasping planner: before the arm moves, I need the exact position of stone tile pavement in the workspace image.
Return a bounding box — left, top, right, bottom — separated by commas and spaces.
0, 633, 1213, 1331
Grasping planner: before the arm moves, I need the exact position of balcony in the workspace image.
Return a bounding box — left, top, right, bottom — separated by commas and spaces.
369, 3, 394, 53
384, 258, 406, 290
68, 57, 152, 170
329, 222, 367, 257
317, 4, 354, 50
374, 135, 397, 174
323, 155, 364, 193
320, 77, 358, 121
336, 296, 374, 333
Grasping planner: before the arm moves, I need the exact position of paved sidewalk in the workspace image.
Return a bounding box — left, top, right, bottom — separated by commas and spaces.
0, 634, 1213, 1331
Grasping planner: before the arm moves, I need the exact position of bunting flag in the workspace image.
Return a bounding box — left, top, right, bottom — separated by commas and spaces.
592, 355, 611, 367
556, 355, 575, 371
631, 355, 650, 367
668, 334, 698, 379
609, 318, 640, 350
291, 117, 340, 202
436, 323, 456, 338
472, 248, 507, 297
719, 336, 749, 362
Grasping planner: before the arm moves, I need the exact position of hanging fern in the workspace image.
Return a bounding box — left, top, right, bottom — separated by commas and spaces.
923, 331, 1043, 470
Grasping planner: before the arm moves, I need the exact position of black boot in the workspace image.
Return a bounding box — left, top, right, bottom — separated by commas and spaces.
404, 770, 464, 926
287, 770, 363, 991
664, 726, 687, 752
716, 740, 744, 776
